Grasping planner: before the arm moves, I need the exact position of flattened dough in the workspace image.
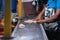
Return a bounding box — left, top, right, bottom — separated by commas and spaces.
24, 20, 36, 23
19, 24, 25, 28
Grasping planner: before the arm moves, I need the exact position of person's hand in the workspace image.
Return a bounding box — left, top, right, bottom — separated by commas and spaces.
32, 18, 39, 21
32, 16, 43, 21
36, 20, 43, 24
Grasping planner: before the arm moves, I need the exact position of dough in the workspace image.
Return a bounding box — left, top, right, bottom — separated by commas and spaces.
24, 20, 36, 23
19, 24, 25, 28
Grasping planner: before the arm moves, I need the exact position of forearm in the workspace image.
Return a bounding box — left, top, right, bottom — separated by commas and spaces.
37, 9, 60, 23
36, 8, 60, 24
37, 15, 59, 23
37, 6, 45, 17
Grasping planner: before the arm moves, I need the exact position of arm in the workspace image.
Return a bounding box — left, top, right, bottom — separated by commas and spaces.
37, 9, 60, 23
36, 1, 38, 13
37, 6, 45, 17
34, 6, 46, 21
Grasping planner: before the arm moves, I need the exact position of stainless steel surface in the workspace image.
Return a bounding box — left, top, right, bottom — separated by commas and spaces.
11, 21, 48, 40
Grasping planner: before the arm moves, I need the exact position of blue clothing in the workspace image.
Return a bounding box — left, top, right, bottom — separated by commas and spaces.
56, 0, 60, 9
47, 0, 60, 9
11, 0, 17, 10
1, 0, 4, 11
56, 0, 60, 30
47, 0, 56, 8
47, 0, 60, 30
1, 0, 17, 11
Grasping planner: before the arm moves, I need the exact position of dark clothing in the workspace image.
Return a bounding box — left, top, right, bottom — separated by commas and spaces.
45, 26, 60, 40
0, 0, 2, 6
45, 18, 60, 40
0, 0, 2, 10
56, 29, 60, 40
45, 0, 60, 40
38, 0, 48, 11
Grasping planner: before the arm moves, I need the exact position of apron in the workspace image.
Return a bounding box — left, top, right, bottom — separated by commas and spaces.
44, 7, 58, 31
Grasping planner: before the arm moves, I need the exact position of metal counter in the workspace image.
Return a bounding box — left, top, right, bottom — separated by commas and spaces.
11, 21, 48, 40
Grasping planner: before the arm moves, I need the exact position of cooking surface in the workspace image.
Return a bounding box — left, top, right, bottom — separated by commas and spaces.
11, 21, 48, 40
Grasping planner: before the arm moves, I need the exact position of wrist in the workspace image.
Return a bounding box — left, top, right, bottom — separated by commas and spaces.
37, 20, 46, 24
